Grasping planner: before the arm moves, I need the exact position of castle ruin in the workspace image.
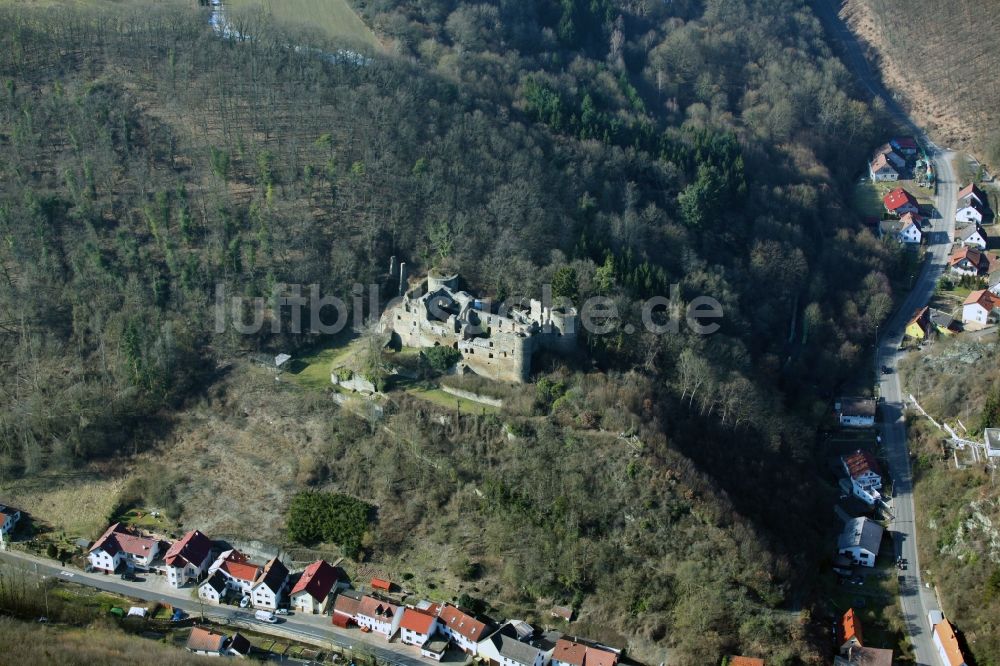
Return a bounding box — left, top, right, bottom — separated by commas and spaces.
380, 271, 577, 383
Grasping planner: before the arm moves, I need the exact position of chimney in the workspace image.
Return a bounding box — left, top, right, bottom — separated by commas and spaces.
398, 262, 408, 296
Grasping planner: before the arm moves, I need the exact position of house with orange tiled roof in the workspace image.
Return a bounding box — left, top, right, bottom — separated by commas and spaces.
963, 289, 1000, 329
290, 559, 339, 614
841, 450, 882, 506
933, 618, 968, 666
950, 247, 989, 277
207, 549, 262, 597
728, 657, 765, 666
399, 607, 441, 649
868, 152, 899, 182
164, 529, 214, 589
838, 608, 863, 653
438, 603, 493, 654
550, 636, 620, 666
88, 523, 163, 573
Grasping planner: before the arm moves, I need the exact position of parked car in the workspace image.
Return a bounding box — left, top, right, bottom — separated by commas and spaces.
171, 608, 186, 622
239, 596, 251, 608
255, 610, 278, 624
275, 608, 289, 616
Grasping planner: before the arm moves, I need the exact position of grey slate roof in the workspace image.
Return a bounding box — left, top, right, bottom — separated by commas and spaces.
202, 570, 227, 594
490, 625, 544, 666
838, 517, 884, 555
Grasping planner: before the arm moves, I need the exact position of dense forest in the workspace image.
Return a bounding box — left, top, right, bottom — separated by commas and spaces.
0, 0, 904, 662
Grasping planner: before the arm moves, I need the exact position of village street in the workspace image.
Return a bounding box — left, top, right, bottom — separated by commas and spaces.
0, 549, 441, 666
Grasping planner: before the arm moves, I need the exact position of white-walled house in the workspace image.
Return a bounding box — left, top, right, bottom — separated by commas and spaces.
949, 247, 987, 277
355, 596, 403, 638
0, 505, 21, 538
199, 570, 229, 604
250, 556, 289, 610
185, 626, 227, 656
957, 183, 989, 209
868, 153, 899, 182
88, 523, 162, 573
962, 290, 1000, 328
836, 398, 876, 428
933, 618, 968, 666
842, 450, 882, 505
478, 622, 548, 666
897, 215, 922, 244
439, 604, 491, 654
164, 529, 213, 589
399, 608, 441, 649
551, 637, 619, 666
289, 559, 339, 614
838, 517, 884, 568
956, 222, 989, 250
883, 187, 920, 216
207, 549, 262, 597
956, 200, 986, 224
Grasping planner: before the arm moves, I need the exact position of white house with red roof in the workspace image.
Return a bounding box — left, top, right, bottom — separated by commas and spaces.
933, 617, 968, 666
0, 504, 21, 540
251, 556, 289, 610
897, 213, 923, 244
962, 289, 1000, 328
841, 450, 882, 505
164, 529, 214, 588
207, 549, 262, 596
949, 247, 988, 276
290, 559, 339, 614
355, 595, 404, 638
439, 604, 491, 654
399, 607, 441, 649
551, 637, 619, 666
883, 187, 920, 216
88, 523, 162, 573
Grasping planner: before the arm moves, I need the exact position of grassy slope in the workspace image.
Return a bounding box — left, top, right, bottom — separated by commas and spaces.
226, 0, 376, 47
843, 0, 1000, 156
0, 616, 215, 665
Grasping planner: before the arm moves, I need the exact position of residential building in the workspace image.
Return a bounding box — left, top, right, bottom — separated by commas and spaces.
872, 143, 905, 169
331, 590, 362, 628
933, 618, 967, 666
550, 637, 619, 666
290, 559, 339, 614
207, 549, 262, 597
897, 213, 922, 244
958, 183, 988, 208
956, 221, 989, 250
0, 505, 21, 538
163, 529, 213, 589
838, 517, 884, 567
399, 608, 441, 650
833, 647, 893, 666
929, 309, 961, 335
842, 450, 882, 505
949, 247, 988, 276
228, 633, 252, 658
836, 398, 876, 428
186, 627, 227, 656
891, 136, 918, 155
984, 428, 1000, 459
905, 306, 933, 341
479, 622, 548, 666
883, 187, 919, 216
868, 153, 899, 182
962, 289, 1000, 328
198, 570, 228, 604
956, 199, 987, 224
439, 604, 491, 654
729, 658, 765, 666
838, 608, 863, 653
88, 523, 162, 573
250, 556, 288, 610
422, 633, 450, 662
355, 595, 403, 638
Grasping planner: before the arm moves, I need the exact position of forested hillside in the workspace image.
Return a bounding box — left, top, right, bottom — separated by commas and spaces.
842, 0, 1000, 163
0, 0, 899, 662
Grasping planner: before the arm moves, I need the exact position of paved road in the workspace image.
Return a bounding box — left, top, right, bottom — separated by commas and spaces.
0, 549, 429, 666
809, 1, 958, 664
